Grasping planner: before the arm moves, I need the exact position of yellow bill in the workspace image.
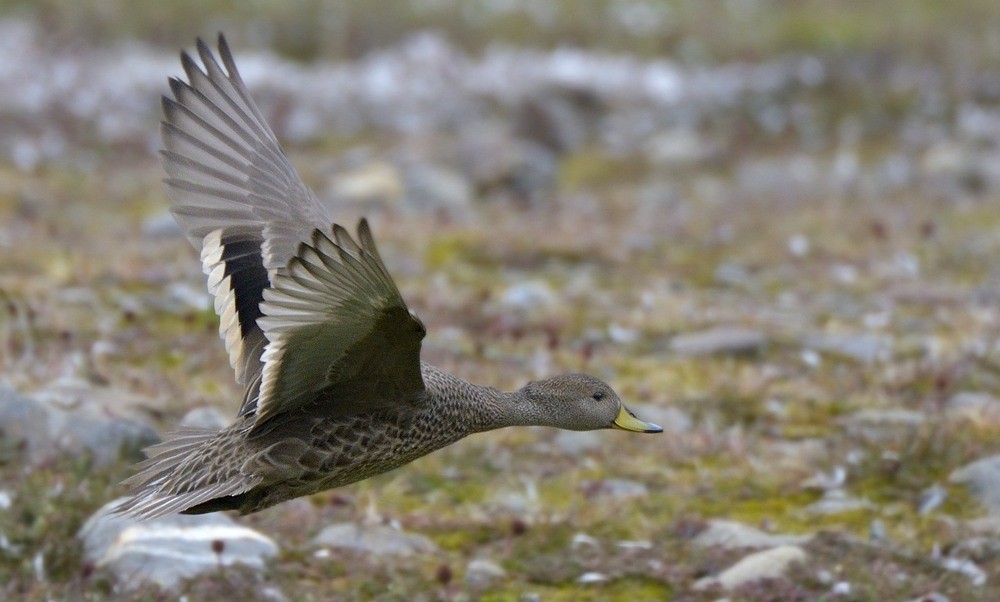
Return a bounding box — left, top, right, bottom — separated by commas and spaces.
612, 406, 663, 433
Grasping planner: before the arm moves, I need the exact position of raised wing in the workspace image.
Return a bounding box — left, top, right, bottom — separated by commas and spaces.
252, 220, 427, 431
160, 34, 331, 386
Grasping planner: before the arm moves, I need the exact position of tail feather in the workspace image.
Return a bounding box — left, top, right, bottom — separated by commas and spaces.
115, 428, 261, 520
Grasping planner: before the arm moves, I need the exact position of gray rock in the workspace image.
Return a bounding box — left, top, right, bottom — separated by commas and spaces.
0, 385, 51, 452
918, 484, 948, 515
801, 466, 847, 491
497, 280, 558, 312
180, 406, 230, 431
869, 519, 888, 543
51, 409, 158, 467
946, 391, 998, 411
79, 498, 278, 591
165, 282, 211, 313
736, 157, 820, 200
693, 545, 808, 591
669, 327, 766, 357
581, 478, 649, 500
37, 379, 159, 465
939, 555, 986, 586
457, 122, 519, 188
945, 391, 1000, 421
904, 594, 949, 602
513, 86, 598, 154
624, 402, 692, 434
949, 536, 1000, 558
806, 489, 873, 515
607, 323, 639, 344
964, 515, 1000, 535
311, 522, 438, 557
488, 479, 541, 516
692, 520, 811, 550
644, 127, 716, 165
849, 409, 926, 426
0, 382, 158, 467
464, 558, 507, 587
550, 430, 604, 455
843, 409, 926, 442
457, 122, 558, 203
507, 142, 558, 203
714, 262, 753, 287
803, 333, 892, 363
141, 210, 183, 238
577, 571, 609, 584
402, 163, 474, 212
950, 455, 1000, 514
327, 161, 404, 206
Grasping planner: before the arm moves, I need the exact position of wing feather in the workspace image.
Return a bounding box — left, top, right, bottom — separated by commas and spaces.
160, 37, 425, 427
161, 34, 331, 387
250, 220, 426, 429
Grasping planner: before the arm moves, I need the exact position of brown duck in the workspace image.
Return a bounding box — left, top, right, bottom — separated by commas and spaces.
118, 35, 661, 519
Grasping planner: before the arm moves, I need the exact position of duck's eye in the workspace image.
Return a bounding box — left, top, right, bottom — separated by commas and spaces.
592, 392, 604, 401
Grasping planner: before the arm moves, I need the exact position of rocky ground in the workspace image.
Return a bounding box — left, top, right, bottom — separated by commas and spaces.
4, 1, 1000, 600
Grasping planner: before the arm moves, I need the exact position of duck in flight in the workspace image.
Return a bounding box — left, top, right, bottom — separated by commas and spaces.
118, 35, 662, 519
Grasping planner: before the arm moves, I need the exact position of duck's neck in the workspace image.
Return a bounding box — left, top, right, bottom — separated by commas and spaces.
420, 364, 541, 434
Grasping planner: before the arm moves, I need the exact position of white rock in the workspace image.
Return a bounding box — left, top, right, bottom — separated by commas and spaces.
950, 455, 1000, 514
403, 163, 474, 211
465, 558, 507, 586
180, 406, 230, 431
692, 520, 811, 550
787, 233, 810, 257
328, 161, 404, 206
904, 594, 949, 602
498, 280, 557, 312
311, 522, 437, 557
615, 540, 652, 550
582, 478, 649, 500
844, 408, 927, 443
918, 484, 947, 515
945, 391, 1000, 422
141, 210, 183, 238
571, 532, 600, 549
801, 466, 847, 491
693, 545, 808, 591
624, 402, 692, 434
669, 327, 766, 357
939, 556, 986, 586
608, 323, 638, 344
804, 333, 892, 363
644, 127, 714, 165
79, 498, 278, 591
806, 489, 873, 515
550, 430, 604, 455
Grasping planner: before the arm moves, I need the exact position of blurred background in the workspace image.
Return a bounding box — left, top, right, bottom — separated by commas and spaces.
4, 1, 1000, 600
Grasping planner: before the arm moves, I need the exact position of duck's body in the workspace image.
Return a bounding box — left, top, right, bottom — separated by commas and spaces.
117, 36, 661, 520
125, 365, 498, 516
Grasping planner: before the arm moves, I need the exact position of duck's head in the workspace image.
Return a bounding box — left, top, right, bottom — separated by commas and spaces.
519, 373, 662, 433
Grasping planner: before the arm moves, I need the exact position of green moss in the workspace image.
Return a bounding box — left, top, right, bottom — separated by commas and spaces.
558, 149, 650, 192
423, 234, 484, 271
0, 452, 133, 595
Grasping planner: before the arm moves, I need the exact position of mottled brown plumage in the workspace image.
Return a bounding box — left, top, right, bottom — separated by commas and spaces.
117, 35, 661, 520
